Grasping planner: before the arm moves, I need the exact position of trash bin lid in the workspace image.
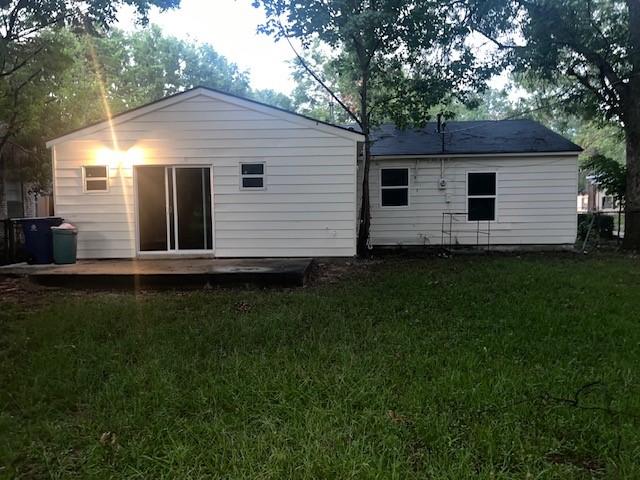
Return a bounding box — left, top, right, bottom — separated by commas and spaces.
12, 216, 63, 223
52, 222, 76, 230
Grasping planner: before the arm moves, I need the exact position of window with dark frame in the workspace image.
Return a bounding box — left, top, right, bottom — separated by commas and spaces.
240, 162, 265, 189
467, 172, 496, 221
84, 165, 109, 192
380, 168, 409, 207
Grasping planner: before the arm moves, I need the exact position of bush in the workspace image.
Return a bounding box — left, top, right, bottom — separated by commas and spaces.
577, 213, 614, 240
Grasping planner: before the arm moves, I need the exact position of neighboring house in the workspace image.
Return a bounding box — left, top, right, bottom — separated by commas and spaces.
577, 176, 618, 213
0, 140, 51, 220
46, 87, 581, 259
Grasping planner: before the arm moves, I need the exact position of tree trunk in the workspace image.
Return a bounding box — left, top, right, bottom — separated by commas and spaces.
356, 72, 371, 257
623, 123, 640, 249
622, 0, 640, 249
357, 135, 371, 256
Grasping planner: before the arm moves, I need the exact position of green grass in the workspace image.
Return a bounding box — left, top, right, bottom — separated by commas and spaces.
1, 254, 640, 479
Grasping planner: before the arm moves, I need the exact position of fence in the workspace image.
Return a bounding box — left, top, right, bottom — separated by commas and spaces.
0, 219, 25, 265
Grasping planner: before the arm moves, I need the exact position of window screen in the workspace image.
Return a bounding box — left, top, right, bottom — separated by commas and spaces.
467, 172, 496, 221
380, 168, 409, 207
240, 163, 265, 189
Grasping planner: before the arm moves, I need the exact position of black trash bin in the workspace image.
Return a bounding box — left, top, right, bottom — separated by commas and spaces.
15, 217, 63, 264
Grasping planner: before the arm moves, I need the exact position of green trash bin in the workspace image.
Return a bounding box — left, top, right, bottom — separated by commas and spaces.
52, 225, 78, 264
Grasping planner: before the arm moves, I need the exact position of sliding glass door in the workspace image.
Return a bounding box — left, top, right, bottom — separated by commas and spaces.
137, 166, 212, 252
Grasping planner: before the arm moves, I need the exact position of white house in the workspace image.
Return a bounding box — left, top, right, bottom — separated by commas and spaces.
366, 121, 582, 248
46, 87, 364, 259
46, 87, 581, 259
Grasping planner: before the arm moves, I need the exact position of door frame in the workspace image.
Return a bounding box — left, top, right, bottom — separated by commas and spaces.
133, 164, 215, 257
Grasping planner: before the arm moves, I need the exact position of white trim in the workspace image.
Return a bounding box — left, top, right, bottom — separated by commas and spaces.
82, 165, 109, 193
137, 250, 216, 258
466, 171, 498, 222
51, 146, 58, 215
373, 151, 580, 160
172, 168, 179, 250
164, 167, 171, 250
45, 87, 364, 147
239, 161, 266, 190
209, 166, 216, 253
134, 166, 140, 254
353, 143, 361, 254
379, 167, 410, 209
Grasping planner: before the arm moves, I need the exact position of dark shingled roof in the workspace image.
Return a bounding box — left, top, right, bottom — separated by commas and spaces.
370, 119, 582, 157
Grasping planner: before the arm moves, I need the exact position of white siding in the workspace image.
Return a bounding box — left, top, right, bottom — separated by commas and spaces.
52, 92, 359, 259
368, 155, 578, 247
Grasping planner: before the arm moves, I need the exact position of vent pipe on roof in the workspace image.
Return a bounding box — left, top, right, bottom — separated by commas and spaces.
437, 113, 447, 153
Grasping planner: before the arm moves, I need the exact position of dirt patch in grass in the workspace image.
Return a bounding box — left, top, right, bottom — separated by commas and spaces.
309, 257, 379, 285
546, 451, 607, 476
0, 276, 57, 308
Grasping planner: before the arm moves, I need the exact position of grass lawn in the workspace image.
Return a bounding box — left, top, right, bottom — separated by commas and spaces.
1, 254, 639, 479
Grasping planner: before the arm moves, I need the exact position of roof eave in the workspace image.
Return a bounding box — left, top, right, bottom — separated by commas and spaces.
371, 150, 583, 159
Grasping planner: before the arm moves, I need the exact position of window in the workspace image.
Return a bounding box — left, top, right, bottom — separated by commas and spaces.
84, 166, 109, 192
240, 162, 265, 189
467, 172, 496, 221
381, 168, 409, 207
602, 195, 614, 210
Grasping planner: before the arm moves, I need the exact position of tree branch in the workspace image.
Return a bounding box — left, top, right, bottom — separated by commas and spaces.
0, 44, 44, 77
277, 21, 362, 128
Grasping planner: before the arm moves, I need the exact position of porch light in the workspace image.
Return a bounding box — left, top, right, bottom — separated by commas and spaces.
95, 146, 144, 168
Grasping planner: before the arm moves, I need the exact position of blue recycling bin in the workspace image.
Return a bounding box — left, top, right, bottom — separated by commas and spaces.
16, 217, 63, 264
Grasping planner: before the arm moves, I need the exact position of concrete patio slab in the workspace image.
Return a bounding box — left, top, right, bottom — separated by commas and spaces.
0, 258, 314, 289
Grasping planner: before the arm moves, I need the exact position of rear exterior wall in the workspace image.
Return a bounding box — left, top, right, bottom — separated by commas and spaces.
368, 155, 578, 247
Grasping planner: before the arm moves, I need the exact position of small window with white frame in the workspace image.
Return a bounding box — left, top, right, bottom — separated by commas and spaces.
467, 172, 496, 221
240, 162, 265, 189
380, 168, 409, 207
83, 165, 109, 192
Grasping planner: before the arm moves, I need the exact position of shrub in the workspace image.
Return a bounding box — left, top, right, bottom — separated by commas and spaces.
577, 213, 614, 240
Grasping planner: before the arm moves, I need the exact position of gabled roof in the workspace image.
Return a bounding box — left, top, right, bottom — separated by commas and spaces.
370, 120, 582, 157
46, 86, 364, 147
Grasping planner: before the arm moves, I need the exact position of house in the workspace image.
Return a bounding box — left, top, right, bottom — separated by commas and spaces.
46, 87, 364, 258
46, 87, 581, 259
367, 121, 582, 247
577, 175, 619, 214
1, 140, 53, 220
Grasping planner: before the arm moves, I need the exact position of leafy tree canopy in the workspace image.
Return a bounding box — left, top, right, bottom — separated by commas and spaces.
465, 0, 640, 247
0, 0, 182, 156
583, 154, 627, 203
254, 0, 495, 129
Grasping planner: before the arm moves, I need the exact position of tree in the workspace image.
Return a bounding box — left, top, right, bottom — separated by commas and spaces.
0, 0, 181, 153
288, 41, 354, 124
583, 153, 627, 238
253, 88, 294, 110
253, 0, 494, 255
467, 0, 640, 248
442, 88, 516, 121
